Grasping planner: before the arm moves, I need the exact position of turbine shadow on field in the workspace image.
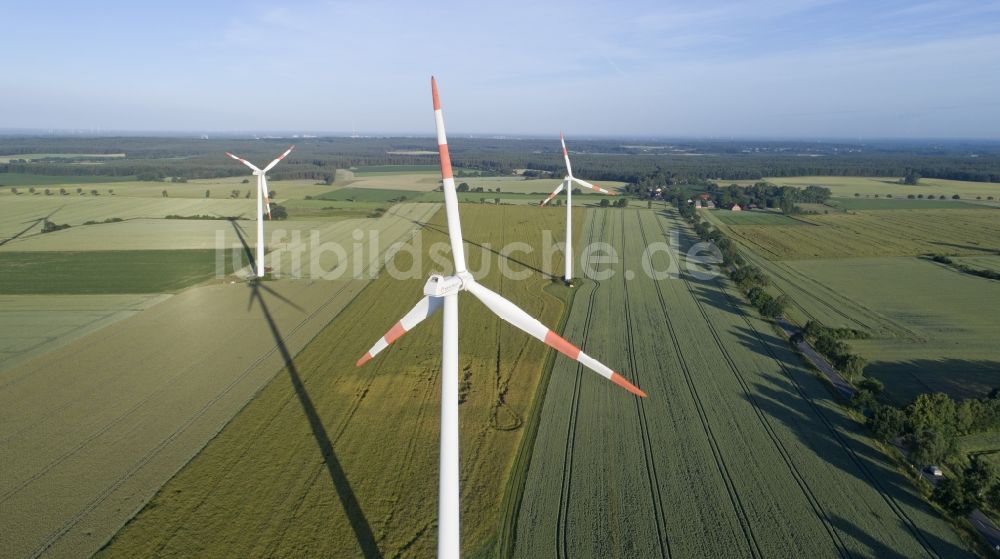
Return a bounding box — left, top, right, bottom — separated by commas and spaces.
1, 206, 63, 247
247, 282, 383, 559
403, 216, 557, 280
829, 515, 909, 559
228, 218, 258, 276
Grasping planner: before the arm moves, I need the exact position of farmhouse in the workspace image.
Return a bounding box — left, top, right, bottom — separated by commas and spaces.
730, 203, 742, 211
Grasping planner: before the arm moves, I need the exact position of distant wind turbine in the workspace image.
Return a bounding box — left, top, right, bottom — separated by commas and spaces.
540, 133, 615, 283
225, 146, 294, 278
356, 77, 645, 558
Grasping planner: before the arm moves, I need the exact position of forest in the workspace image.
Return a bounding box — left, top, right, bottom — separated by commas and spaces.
2, 136, 999, 185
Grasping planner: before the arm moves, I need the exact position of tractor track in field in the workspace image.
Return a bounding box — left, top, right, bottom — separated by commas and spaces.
712, 217, 871, 333
619, 211, 671, 558
633, 210, 763, 559
644, 211, 853, 558
556, 209, 606, 559
664, 208, 943, 559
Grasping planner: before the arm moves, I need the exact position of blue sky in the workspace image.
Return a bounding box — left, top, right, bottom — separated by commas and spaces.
3, 0, 999, 138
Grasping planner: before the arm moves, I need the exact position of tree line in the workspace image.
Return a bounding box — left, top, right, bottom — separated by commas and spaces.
3, 137, 999, 185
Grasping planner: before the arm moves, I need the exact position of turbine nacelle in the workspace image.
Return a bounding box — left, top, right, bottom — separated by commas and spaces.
424, 274, 465, 297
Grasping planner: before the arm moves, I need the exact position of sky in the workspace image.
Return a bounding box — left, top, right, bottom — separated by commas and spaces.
2, 0, 1000, 138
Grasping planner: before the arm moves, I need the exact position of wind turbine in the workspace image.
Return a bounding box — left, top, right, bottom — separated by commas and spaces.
540, 133, 615, 283
356, 77, 646, 558
225, 146, 294, 278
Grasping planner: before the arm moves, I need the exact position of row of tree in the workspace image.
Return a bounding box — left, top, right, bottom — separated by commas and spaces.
672, 195, 787, 318
793, 321, 869, 381
704, 182, 831, 211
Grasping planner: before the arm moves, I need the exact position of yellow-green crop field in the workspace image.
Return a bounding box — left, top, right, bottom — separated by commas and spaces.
0, 293, 169, 372
0, 193, 441, 558
97, 204, 585, 558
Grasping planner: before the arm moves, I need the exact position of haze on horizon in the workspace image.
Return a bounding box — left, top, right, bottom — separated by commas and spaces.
3, 0, 1000, 139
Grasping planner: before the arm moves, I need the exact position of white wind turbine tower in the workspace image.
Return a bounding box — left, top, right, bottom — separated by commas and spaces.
540, 133, 615, 283
356, 77, 646, 558
225, 146, 295, 278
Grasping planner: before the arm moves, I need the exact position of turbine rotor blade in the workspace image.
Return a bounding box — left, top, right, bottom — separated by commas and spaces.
356, 295, 444, 366
571, 177, 614, 195
432, 77, 468, 274
560, 132, 573, 179
540, 182, 565, 206
464, 280, 646, 397
263, 145, 295, 173
225, 152, 261, 173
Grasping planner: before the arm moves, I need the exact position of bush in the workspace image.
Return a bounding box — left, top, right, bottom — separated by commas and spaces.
40, 219, 70, 233
857, 376, 884, 394
933, 477, 976, 516
868, 406, 906, 441
269, 204, 288, 220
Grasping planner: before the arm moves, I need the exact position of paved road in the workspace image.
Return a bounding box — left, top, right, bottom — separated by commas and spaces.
777, 318, 854, 399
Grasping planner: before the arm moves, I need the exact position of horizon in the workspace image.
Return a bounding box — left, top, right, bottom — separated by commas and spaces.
3, 1, 1000, 138
3, 128, 1000, 145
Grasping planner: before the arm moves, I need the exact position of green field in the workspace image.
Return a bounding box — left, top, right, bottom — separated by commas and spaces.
316, 186, 420, 202
762, 176, 1000, 200
0, 173, 133, 186
787, 257, 1000, 404
354, 164, 438, 173
97, 204, 585, 558
827, 197, 986, 210
704, 207, 1000, 406
957, 432, 1000, 469
0, 250, 231, 294
715, 208, 1000, 260
0, 153, 126, 163
711, 210, 809, 225
510, 208, 970, 558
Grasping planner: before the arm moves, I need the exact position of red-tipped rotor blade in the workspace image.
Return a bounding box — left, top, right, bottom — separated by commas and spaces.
464, 280, 645, 397
560, 132, 574, 178
225, 152, 261, 173
356, 296, 443, 366
571, 177, 614, 196
263, 145, 295, 173
540, 181, 565, 206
